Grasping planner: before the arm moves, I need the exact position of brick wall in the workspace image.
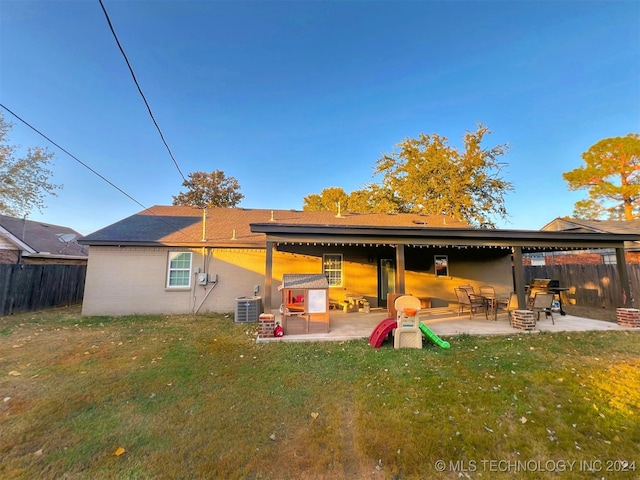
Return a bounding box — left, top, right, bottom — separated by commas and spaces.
523, 251, 640, 266
0, 249, 19, 264
626, 252, 640, 263
616, 308, 640, 328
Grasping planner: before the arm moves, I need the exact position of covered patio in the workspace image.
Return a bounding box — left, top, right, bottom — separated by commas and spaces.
256, 306, 634, 343
252, 224, 637, 313
250, 222, 639, 344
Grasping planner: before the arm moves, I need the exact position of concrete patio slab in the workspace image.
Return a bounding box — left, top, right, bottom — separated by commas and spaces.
256, 307, 637, 344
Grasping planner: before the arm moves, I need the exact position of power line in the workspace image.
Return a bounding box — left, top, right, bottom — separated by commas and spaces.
0, 104, 200, 242
98, 0, 187, 183
1, 104, 149, 211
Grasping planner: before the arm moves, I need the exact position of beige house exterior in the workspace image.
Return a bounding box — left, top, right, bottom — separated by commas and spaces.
79, 206, 508, 316
82, 245, 310, 315
79, 206, 637, 317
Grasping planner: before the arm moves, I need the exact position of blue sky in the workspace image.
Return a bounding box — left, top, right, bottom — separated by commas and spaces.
1, 0, 638, 235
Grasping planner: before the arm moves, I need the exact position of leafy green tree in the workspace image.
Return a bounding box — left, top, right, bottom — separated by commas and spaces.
563, 133, 640, 220
303, 186, 395, 214
303, 124, 512, 227
347, 184, 399, 214
0, 112, 60, 217
172, 170, 244, 208
303, 187, 349, 213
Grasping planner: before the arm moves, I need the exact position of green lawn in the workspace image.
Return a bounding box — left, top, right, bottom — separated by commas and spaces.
1, 306, 639, 479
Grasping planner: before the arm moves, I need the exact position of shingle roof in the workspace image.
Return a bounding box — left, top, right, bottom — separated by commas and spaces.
0, 214, 87, 257
542, 217, 640, 234
79, 205, 471, 247
281, 274, 330, 289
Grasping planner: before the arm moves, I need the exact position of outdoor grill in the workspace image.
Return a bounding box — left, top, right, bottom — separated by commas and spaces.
527, 278, 568, 315
529, 278, 559, 291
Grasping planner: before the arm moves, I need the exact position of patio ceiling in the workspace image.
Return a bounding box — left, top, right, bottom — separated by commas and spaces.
250, 223, 639, 253
251, 222, 639, 312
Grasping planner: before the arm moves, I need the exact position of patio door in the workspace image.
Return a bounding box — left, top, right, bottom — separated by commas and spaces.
378, 258, 395, 308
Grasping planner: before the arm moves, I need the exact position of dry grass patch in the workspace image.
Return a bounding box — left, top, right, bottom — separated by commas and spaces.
1, 306, 639, 479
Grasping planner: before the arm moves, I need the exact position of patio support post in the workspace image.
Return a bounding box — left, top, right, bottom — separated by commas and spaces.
395, 244, 406, 294
264, 241, 273, 312
615, 246, 633, 306
512, 246, 527, 309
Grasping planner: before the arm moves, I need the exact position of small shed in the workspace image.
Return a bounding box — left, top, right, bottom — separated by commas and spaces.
279, 274, 330, 334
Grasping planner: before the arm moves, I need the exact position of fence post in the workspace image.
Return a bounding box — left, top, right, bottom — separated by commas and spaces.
616, 247, 633, 307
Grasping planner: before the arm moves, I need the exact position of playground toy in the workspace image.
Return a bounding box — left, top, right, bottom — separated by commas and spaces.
368, 318, 397, 348
368, 294, 451, 349
403, 307, 418, 317
394, 296, 422, 349
419, 322, 450, 349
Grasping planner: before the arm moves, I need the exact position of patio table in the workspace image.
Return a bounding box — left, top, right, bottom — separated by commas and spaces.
344, 294, 364, 313
482, 296, 509, 321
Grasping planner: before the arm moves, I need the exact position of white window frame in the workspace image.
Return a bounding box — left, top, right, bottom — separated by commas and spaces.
167, 251, 192, 288
529, 253, 546, 266
434, 255, 449, 277
323, 253, 343, 287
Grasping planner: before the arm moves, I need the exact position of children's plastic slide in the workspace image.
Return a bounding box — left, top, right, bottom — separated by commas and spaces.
368, 318, 396, 348
419, 322, 450, 349
369, 318, 451, 349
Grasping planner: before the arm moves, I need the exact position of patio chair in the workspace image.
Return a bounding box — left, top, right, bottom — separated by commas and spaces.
393, 295, 422, 349
530, 292, 555, 324
459, 285, 475, 295
479, 286, 495, 297
504, 292, 519, 325
527, 283, 549, 309
454, 287, 484, 319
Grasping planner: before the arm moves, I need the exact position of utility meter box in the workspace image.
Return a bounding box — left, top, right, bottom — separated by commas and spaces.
197, 272, 208, 285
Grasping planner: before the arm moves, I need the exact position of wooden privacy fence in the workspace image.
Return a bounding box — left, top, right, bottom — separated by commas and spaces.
0, 264, 86, 315
524, 264, 640, 309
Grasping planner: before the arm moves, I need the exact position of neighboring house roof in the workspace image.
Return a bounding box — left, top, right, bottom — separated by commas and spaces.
0, 214, 87, 259
541, 217, 640, 251
541, 217, 640, 234
78, 205, 471, 248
